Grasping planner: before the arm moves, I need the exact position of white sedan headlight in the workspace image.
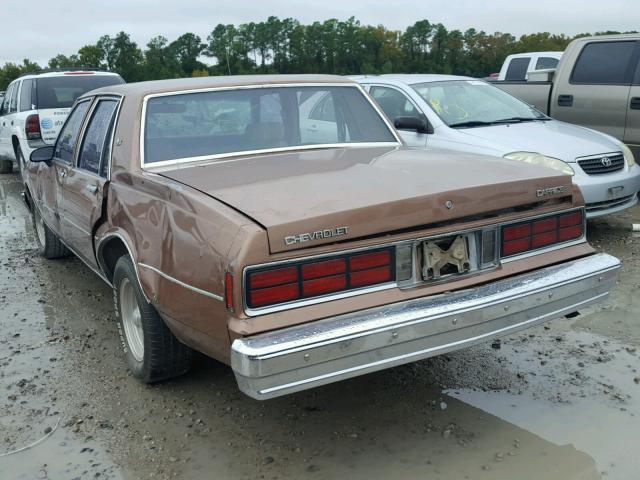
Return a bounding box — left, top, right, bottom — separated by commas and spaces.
620, 143, 636, 167
503, 152, 575, 176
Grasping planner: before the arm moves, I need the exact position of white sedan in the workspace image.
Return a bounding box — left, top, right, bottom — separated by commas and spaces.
353, 74, 640, 218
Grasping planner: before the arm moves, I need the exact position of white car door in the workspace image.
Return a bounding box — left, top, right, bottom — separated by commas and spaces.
368, 85, 428, 148
0, 82, 17, 160
299, 91, 343, 144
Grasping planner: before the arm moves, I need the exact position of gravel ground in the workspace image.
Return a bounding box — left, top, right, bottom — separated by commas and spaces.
1, 172, 639, 479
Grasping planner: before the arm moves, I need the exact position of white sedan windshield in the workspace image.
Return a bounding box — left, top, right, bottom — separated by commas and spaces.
411, 80, 547, 128
144, 85, 397, 164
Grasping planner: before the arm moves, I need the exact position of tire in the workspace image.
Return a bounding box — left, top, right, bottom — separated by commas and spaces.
113, 255, 194, 383
16, 148, 25, 183
32, 206, 71, 259
0, 159, 12, 174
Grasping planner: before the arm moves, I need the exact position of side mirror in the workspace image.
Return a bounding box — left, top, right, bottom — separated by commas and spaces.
394, 116, 433, 134
30, 146, 54, 164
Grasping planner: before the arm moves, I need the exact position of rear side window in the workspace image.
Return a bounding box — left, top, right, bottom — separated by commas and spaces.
19, 79, 34, 111
571, 41, 636, 85
9, 82, 19, 113
535, 57, 559, 70
54, 101, 90, 163
505, 57, 530, 81
78, 100, 118, 176
36, 75, 124, 109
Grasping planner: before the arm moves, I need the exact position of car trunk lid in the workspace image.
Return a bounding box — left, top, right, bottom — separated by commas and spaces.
157, 146, 573, 253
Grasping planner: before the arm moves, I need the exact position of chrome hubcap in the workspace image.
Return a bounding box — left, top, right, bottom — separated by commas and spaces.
119, 278, 144, 362
34, 210, 46, 247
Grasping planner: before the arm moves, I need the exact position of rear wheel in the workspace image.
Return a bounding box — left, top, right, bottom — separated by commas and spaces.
32, 206, 71, 259
113, 255, 194, 383
0, 159, 12, 174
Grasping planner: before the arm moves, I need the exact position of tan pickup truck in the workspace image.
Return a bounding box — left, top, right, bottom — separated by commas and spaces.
24, 75, 620, 400
493, 34, 640, 158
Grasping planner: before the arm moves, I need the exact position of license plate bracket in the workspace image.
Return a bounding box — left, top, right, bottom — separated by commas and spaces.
422, 234, 474, 281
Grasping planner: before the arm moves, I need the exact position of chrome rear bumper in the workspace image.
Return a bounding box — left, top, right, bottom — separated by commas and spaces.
231, 253, 620, 400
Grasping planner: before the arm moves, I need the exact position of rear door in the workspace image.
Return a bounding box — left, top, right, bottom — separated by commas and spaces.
60, 97, 118, 266
0, 82, 18, 160
0, 83, 16, 159
553, 40, 636, 140
368, 85, 428, 148
624, 44, 640, 158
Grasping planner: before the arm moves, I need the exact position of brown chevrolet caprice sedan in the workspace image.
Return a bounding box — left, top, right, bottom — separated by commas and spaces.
24, 75, 620, 399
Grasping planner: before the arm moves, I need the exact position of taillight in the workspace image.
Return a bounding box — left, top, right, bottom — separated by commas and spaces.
501, 209, 584, 257
25, 114, 41, 140
225, 272, 234, 311
245, 248, 395, 309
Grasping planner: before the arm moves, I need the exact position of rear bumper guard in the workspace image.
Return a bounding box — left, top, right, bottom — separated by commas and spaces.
231, 253, 620, 400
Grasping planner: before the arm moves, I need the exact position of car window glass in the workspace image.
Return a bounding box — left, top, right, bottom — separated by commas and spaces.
505, 57, 530, 81
54, 101, 90, 163
0, 84, 12, 115
571, 41, 636, 85
36, 75, 124, 109
19, 79, 34, 111
9, 83, 19, 113
412, 80, 546, 126
308, 93, 335, 121
144, 86, 394, 164
535, 57, 559, 70
369, 86, 419, 121
78, 100, 118, 175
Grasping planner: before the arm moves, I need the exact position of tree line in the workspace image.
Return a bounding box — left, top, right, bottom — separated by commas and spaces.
0, 16, 635, 90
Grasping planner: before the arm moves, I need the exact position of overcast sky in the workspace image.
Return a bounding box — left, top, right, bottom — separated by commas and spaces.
2, 0, 638, 65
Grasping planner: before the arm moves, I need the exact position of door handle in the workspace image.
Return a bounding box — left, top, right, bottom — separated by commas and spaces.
630, 97, 640, 110
557, 94, 573, 107
85, 184, 98, 194
57, 170, 66, 178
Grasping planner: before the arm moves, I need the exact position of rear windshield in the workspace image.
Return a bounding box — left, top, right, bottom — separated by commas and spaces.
143, 85, 397, 164
36, 75, 124, 109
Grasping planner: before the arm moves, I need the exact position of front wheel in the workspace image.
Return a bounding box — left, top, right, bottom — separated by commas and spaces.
113, 255, 194, 383
0, 159, 12, 174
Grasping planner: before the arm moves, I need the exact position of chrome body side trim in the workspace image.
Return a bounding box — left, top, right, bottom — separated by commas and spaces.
137, 263, 223, 301
231, 253, 620, 399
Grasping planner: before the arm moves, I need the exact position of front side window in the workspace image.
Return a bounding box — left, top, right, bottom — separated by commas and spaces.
369, 86, 420, 122
0, 83, 14, 115
143, 85, 396, 164
571, 41, 636, 85
78, 100, 118, 176
54, 101, 90, 163
412, 80, 547, 127
505, 57, 531, 81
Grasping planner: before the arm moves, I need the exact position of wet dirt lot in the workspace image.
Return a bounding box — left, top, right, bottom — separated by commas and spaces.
1, 171, 639, 480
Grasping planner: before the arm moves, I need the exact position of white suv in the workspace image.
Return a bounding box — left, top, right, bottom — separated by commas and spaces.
0, 69, 124, 175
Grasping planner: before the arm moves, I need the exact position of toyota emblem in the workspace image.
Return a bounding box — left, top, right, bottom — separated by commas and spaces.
601, 156, 612, 167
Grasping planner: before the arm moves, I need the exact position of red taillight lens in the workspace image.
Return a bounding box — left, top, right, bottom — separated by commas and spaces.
225, 272, 234, 310
25, 114, 41, 140
249, 266, 298, 289
250, 283, 300, 308
246, 248, 395, 309
501, 209, 584, 257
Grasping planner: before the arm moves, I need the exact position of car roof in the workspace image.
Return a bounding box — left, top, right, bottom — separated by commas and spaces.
505, 51, 563, 58
350, 74, 476, 85
86, 74, 356, 100
17, 69, 120, 80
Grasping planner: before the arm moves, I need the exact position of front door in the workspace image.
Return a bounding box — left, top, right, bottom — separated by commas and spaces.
0, 82, 17, 160
368, 85, 428, 148
552, 40, 635, 141
37, 100, 91, 235
60, 98, 118, 266
624, 51, 640, 158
